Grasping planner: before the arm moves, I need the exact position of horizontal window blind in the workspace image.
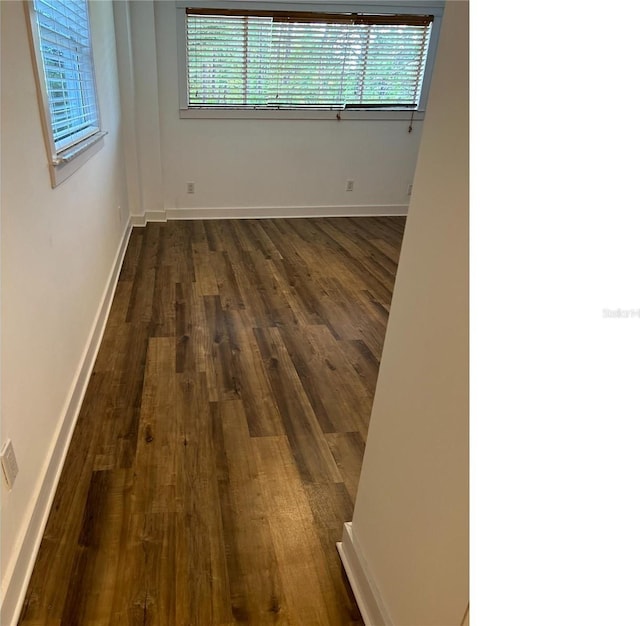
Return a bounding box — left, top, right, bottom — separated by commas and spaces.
186, 10, 432, 110
33, 0, 100, 152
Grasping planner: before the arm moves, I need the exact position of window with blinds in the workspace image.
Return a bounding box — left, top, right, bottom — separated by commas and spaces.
28, 0, 101, 157
185, 9, 434, 110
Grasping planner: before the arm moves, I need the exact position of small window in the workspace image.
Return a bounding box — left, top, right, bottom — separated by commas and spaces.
25, 0, 106, 186
178, 3, 443, 120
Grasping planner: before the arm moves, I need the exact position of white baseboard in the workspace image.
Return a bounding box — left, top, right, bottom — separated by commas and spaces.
0, 220, 133, 626
337, 522, 393, 626
129, 204, 409, 225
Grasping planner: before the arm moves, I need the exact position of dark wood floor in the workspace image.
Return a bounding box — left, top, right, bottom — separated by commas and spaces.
18, 216, 405, 626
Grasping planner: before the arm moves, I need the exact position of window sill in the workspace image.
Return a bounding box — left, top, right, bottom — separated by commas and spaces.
49, 131, 108, 188
179, 108, 425, 122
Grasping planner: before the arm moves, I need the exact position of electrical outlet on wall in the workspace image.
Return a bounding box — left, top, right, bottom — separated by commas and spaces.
346, 180, 354, 192
187, 182, 195, 194
1, 440, 19, 490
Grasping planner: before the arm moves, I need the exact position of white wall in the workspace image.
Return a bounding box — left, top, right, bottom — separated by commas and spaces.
120, 1, 424, 218
347, 2, 468, 624
0, 1, 129, 621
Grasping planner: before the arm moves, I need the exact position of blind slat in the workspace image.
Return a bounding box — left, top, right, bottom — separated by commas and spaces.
187, 7, 432, 27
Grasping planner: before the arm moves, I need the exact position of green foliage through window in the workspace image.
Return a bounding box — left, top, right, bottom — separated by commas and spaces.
186, 11, 433, 110
33, 0, 100, 152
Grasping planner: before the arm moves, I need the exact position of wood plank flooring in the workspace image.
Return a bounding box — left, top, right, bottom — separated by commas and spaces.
18, 216, 405, 626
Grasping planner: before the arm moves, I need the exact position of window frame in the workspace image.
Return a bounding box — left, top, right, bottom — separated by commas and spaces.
176, 0, 445, 120
25, 0, 107, 187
